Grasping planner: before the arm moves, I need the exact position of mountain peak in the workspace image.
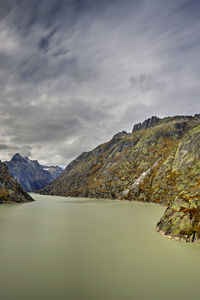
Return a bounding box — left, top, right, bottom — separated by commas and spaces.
11, 153, 26, 162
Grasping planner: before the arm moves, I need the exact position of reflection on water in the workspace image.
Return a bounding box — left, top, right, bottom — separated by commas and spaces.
0, 194, 199, 300
60, 199, 115, 205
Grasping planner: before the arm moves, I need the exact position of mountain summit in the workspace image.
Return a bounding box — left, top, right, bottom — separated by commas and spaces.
11, 153, 27, 162
6, 154, 63, 192
41, 114, 200, 242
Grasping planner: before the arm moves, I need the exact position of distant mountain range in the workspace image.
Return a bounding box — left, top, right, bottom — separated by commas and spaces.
5, 154, 63, 192
40, 114, 200, 243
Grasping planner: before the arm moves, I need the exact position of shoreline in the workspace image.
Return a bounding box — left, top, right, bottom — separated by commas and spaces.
156, 227, 200, 243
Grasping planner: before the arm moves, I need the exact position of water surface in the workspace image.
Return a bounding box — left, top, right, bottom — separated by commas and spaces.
0, 194, 199, 300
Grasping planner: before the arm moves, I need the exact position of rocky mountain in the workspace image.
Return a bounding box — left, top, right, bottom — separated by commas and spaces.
0, 161, 33, 203
5, 154, 63, 192
41, 114, 200, 242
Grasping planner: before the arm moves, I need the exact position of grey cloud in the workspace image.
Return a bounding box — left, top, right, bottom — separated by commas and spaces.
38, 27, 59, 51
129, 71, 166, 92
52, 49, 69, 57
0, 144, 19, 150
0, 0, 200, 166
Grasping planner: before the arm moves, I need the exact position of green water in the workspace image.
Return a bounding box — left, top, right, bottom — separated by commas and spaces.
0, 194, 200, 300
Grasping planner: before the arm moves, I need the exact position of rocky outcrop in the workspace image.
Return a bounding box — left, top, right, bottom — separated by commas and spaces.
0, 161, 33, 203
156, 191, 200, 242
112, 131, 128, 140
5, 154, 63, 192
132, 116, 160, 132
40, 114, 200, 242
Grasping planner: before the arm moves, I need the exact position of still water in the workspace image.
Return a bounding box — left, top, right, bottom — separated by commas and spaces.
0, 194, 200, 300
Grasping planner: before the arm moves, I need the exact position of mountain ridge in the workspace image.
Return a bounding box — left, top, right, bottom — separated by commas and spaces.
6, 154, 63, 192
40, 114, 200, 242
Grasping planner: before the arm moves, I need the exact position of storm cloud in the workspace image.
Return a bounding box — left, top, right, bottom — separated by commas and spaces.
0, 0, 200, 166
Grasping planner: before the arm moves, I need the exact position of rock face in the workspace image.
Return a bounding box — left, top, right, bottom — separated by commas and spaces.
6, 154, 63, 192
156, 123, 200, 242
41, 114, 200, 242
0, 161, 33, 203
42, 165, 64, 181
132, 116, 160, 132
156, 191, 200, 242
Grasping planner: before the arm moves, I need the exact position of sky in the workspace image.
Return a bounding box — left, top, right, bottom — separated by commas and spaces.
0, 0, 200, 167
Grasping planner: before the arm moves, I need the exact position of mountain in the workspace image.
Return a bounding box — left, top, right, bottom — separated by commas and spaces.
40, 114, 200, 242
5, 154, 63, 192
0, 161, 33, 203
42, 165, 63, 181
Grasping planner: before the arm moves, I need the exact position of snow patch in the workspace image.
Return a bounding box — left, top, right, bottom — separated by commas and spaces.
132, 159, 160, 188
122, 189, 130, 196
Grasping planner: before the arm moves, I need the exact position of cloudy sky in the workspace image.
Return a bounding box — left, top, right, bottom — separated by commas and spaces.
0, 0, 200, 167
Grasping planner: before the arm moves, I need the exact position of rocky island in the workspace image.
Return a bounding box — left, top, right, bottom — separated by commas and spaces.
41, 114, 200, 242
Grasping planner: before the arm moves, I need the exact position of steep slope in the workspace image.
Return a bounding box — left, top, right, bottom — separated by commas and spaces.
40, 115, 198, 201
41, 114, 200, 242
0, 161, 33, 203
156, 123, 200, 242
6, 154, 63, 192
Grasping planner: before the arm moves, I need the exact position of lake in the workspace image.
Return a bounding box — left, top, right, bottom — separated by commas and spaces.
0, 194, 200, 300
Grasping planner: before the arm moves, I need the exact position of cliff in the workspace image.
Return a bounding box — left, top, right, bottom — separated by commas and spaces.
156, 123, 200, 242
